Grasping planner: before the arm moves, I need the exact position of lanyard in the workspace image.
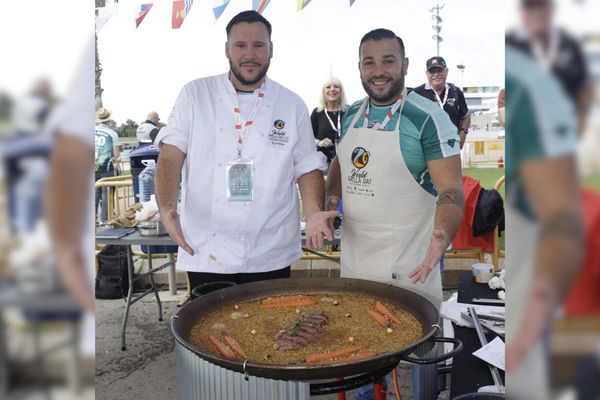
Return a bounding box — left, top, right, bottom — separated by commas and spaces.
324, 108, 341, 132
433, 86, 449, 108
233, 85, 265, 158
363, 95, 403, 130
531, 29, 559, 70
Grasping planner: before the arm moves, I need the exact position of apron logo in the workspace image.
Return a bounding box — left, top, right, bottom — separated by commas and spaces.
269, 119, 288, 146
351, 147, 370, 169
447, 139, 456, 148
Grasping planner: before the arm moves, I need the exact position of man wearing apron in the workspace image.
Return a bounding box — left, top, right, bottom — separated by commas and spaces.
326, 29, 464, 399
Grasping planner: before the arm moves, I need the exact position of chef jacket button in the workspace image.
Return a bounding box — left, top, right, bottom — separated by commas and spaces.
218, 163, 222, 167
212, 233, 216, 237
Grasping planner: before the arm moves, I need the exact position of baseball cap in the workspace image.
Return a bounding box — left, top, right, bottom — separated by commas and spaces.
521, 0, 552, 6
426, 56, 447, 71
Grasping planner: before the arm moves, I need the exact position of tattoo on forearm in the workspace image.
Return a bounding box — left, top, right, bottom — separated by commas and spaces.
539, 212, 583, 241
436, 188, 465, 210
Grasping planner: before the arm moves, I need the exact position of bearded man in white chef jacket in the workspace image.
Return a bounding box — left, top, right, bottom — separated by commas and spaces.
155, 10, 337, 291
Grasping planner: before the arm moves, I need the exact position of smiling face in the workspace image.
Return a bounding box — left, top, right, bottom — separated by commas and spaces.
225, 22, 273, 90
521, 1, 553, 39
426, 66, 448, 89
323, 81, 342, 105
358, 38, 408, 105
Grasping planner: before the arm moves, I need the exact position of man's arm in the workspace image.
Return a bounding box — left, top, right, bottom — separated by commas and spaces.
297, 169, 338, 248
45, 134, 95, 313
459, 115, 471, 149
155, 143, 194, 255
506, 154, 584, 371
409, 154, 464, 283
325, 155, 342, 211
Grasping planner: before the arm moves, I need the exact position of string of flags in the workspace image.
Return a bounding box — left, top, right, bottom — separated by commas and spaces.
132, 0, 360, 29
136, 3, 153, 28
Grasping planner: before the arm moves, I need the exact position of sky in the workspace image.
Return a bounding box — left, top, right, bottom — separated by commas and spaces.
97, 0, 507, 125
0, 0, 597, 126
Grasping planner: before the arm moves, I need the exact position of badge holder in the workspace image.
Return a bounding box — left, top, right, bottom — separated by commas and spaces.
226, 159, 254, 201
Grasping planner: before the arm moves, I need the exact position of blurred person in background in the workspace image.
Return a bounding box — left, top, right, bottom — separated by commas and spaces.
506, 0, 593, 133
311, 77, 348, 166
135, 110, 160, 146
44, 37, 95, 354
11, 78, 55, 137
413, 56, 471, 149
94, 107, 121, 224
505, 44, 584, 400
3, 78, 55, 235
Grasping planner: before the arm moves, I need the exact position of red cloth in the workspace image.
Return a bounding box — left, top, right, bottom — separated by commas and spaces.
451, 175, 495, 254
564, 188, 600, 317
172, 0, 185, 29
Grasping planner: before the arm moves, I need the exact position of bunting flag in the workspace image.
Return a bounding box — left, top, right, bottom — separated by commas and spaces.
172, 0, 193, 29
212, 0, 230, 20
349, 0, 356, 6
297, 0, 312, 12
252, 0, 271, 14
136, 3, 153, 28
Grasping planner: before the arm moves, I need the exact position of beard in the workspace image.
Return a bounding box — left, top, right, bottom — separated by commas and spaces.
361, 73, 404, 104
229, 59, 270, 87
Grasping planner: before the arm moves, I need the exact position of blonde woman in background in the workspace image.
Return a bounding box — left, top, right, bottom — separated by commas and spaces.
310, 77, 349, 166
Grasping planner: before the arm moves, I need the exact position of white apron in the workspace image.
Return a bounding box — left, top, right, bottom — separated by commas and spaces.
337, 98, 442, 308
505, 206, 550, 400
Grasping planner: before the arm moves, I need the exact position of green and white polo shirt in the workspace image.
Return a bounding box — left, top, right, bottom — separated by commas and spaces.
339, 90, 460, 196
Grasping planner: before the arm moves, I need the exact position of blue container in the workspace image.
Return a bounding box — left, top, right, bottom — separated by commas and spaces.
128, 144, 177, 254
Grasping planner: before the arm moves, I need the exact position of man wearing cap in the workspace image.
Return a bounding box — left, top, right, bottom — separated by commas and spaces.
154, 11, 334, 291
95, 107, 121, 223
414, 56, 471, 149
506, 0, 593, 133
136, 111, 161, 145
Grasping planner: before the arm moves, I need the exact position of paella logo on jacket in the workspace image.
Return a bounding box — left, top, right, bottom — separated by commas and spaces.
351, 147, 369, 169
269, 119, 288, 146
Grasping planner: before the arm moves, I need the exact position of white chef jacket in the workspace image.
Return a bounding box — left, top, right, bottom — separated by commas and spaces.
156, 73, 326, 273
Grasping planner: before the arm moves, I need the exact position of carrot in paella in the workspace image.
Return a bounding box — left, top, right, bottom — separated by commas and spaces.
260, 295, 316, 308
209, 335, 237, 359
367, 309, 391, 328
223, 333, 247, 358
374, 301, 402, 325
334, 352, 377, 363
306, 346, 362, 364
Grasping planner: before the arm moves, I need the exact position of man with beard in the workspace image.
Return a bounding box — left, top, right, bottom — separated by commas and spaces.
326, 29, 463, 399
155, 10, 335, 291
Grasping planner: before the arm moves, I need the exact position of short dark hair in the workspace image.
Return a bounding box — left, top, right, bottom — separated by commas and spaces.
226, 10, 272, 39
359, 28, 405, 59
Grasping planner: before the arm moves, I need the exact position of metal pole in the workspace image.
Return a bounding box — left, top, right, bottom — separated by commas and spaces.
468, 307, 504, 388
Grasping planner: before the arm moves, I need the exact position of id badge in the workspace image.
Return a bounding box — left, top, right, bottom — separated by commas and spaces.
226, 159, 254, 201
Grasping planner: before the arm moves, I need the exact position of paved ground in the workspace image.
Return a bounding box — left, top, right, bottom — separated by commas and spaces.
95, 269, 455, 400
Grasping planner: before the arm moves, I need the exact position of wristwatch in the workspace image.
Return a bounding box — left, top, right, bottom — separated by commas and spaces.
460, 128, 469, 134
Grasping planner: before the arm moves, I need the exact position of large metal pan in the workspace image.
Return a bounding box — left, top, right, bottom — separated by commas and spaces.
171, 277, 461, 381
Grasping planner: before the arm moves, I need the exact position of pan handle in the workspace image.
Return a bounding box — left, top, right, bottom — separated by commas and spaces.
398, 336, 463, 365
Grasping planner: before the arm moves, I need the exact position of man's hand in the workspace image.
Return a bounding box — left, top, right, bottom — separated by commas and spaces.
318, 138, 334, 148
408, 229, 448, 283
459, 131, 466, 149
304, 210, 339, 249
161, 208, 194, 255
506, 282, 556, 373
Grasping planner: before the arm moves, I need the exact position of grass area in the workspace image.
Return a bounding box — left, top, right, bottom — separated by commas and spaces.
581, 174, 600, 191
119, 136, 138, 143
462, 168, 505, 196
